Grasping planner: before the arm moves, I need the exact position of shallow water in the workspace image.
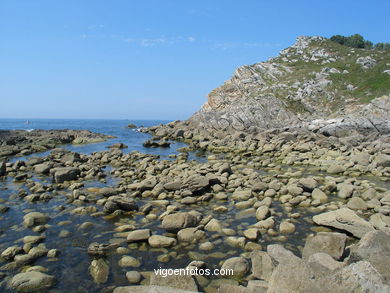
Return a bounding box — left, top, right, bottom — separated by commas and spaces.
1, 119, 389, 292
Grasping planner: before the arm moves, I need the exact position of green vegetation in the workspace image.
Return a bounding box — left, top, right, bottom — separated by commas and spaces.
330, 34, 390, 50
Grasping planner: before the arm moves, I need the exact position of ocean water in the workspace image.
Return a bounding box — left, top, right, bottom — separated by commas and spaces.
0, 118, 190, 158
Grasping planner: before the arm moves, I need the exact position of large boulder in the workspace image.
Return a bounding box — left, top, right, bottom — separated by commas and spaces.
349, 231, 390, 284
375, 154, 390, 167
312, 208, 375, 238
302, 232, 347, 260
53, 167, 80, 183
182, 175, 210, 194
9, 271, 55, 292
250, 250, 275, 281
162, 212, 201, 232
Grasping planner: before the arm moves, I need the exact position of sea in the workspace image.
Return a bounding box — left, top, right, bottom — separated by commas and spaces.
0, 118, 192, 159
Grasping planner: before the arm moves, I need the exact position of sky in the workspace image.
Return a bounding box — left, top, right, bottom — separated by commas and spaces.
0, 0, 389, 120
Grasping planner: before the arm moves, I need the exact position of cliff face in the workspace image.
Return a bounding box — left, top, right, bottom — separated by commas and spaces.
188, 36, 390, 136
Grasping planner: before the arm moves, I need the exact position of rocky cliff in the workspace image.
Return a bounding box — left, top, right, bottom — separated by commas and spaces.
188, 36, 390, 137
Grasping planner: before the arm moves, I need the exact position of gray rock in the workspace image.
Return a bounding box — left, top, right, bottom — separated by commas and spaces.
302, 232, 347, 260
162, 212, 200, 232
9, 271, 55, 292
327, 165, 346, 174
150, 274, 198, 292
104, 196, 138, 213
313, 208, 375, 238
307, 252, 345, 277
127, 229, 151, 242
221, 257, 250, 278
177, 227, 205, 242
148, 235, 177, 248
53, 167, 80, 183
311, 188, 328, 203
232, 189, 252, 201
23, 212, 49, 228
126, 271, 141, 284
34, 163, 51, 174
267, 244, 301, 265
350, 231, 390, 283
347, 197, 368, 210
337, 183, 354, 199
375, 154, 390, 167
250, 250, 275, 281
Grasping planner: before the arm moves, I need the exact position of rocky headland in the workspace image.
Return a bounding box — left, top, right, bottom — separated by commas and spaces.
0, 36, 390, 292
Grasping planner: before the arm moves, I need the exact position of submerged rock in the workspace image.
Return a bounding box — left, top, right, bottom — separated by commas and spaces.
9, 271, 55, 292
89, 258, 109, 284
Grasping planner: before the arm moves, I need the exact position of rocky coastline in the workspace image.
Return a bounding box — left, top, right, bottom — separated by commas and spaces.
1, 35, 390, 292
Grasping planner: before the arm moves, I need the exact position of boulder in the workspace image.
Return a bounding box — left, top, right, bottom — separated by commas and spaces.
9, 271, 55, 292
307, 252, 345, 277
337, 183, 354, 199
221, 257, 250, 278
53, 167, 80, 183
349, 231, 390, 283
299, 178, 318, 191
162, 212, 200, 232
303, 232, 347, 260
204, 219, 222, 232
232, 189, 252, 201
183, 175, 210, 193
312, 208, 375, 238
256, 206, 270, 221
250, 250, 275, 281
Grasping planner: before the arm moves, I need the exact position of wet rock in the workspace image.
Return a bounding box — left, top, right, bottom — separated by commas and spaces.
34, 163, 51, 174
1, 246, 23, 260
9, 271, 55, 292
126, 271, 141, 284
88, 243, 119, 256
302, 232, 347, 260
256, 206, 270, 221
53, 167, 80, 183
221, 257, 250, 278
279, 221, 295, 234
0, 160, 6, 176
162, 212, 200, 232
108, 143, 128, 149
232, 189, 252, 201
119, 256, 141, 268
204, 219, 222, 232
127, 229, 151, 242
104, 196, 138, 213
243, 228, 259, 240
89, 258, 109, 284
23, 212, 49, 228
313, 208, 375, 238
177, 227, 205, 242
148, 235, 177, 248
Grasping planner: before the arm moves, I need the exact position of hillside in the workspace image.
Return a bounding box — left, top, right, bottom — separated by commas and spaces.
187, 36, 390, 136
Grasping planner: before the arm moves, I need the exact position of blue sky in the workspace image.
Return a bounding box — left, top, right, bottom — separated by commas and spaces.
1, 0, 389, 120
